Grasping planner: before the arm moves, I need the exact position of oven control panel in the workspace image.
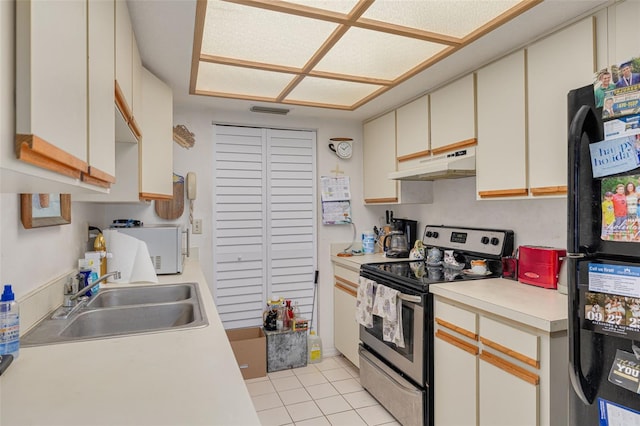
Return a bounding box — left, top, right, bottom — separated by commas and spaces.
422, 225, 514, 258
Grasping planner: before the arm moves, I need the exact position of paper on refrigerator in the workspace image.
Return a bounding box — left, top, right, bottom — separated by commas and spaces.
103, 229, 158, 283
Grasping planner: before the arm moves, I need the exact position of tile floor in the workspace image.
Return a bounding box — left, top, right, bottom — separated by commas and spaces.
245, 355, 399, 426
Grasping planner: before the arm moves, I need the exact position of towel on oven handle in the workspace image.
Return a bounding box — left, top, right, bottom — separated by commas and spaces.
356, 277, 375, 328
372, 284, 405, 348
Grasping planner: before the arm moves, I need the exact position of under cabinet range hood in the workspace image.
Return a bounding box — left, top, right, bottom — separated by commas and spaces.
388, 147, 476, 181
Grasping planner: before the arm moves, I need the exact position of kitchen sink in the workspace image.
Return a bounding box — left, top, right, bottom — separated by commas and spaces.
22, 283, 208, 346
86, 283, 193, 308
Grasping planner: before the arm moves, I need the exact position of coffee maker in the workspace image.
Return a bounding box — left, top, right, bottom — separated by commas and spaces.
390, 218, 418, 252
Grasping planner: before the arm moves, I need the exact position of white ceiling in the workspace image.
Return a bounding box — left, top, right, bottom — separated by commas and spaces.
128, 0, 611, 122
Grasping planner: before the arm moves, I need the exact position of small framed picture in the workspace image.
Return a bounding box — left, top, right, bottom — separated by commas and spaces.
20, 193, 71, 229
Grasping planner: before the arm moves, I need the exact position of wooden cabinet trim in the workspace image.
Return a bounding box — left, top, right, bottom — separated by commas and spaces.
436, 317, 478, 341
480, 336, 539, 369
87, 166, 116, 184
398, 149, 431, 162
335, 275, 358, 291
364, 197, 398, 204
530, 186, 567, 196
139, 192, 173, 201
478, 188, 529, 198
335, 282, 357, 298
81, 173, 112, 188
436, 329, 479, 356
16, 134, 87, 179
115, 80, 133, 121
128, 116, 142, 141
479, 351, 539, 385
431, 138, 477, 155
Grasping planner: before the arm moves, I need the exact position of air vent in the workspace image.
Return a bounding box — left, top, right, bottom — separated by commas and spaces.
153, 256, 161, 271
250, 106, 290, 115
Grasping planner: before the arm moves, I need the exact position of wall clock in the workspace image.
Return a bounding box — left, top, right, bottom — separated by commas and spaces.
329, 138, 353, 159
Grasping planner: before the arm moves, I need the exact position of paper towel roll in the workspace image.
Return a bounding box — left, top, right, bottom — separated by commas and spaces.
104, 229, 158, 283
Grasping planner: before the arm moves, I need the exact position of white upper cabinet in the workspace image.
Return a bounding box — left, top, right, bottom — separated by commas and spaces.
87, 0, 116, 186
396, 95, 430, 171
527, 17, 595, 196
115, 0, 140, 142
430, 74, 477, 153
363, 111, 398, 203
140, 67, 173, 199
610, 1, 640, 67
476, 50, 527, 199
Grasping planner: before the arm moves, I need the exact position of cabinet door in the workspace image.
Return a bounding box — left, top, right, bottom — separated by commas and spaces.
610, 1, 640, 67
140, 68, 173, 199
396, 95, 429, 170
15, 0, 88, 177
334, 284, 359, 367
479, 356, 539, 426
86, 0, 116, 186
131, 31, 143, 139
528, 17, 595, 196
363, 111, 397, 203
115, 0, 133, 114
476, 50, 527, 199
430, 74, 476, 153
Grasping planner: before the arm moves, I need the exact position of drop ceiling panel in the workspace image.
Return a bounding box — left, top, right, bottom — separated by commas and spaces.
285, 0, 359, 14
196, 62, 294, 98
315, 26, 448, 80
286, 76, 383, 106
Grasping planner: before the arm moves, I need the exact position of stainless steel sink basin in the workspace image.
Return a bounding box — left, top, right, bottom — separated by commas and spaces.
86, 283, 193, 308
22, 283, 208, 346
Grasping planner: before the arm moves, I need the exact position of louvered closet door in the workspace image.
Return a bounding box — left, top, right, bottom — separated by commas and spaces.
213, 125, 317, 329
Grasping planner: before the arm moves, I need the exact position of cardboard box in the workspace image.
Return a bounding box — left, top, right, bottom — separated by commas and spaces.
226, 327, 266, 379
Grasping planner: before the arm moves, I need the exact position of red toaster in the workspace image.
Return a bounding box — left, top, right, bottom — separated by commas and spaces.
517, 246, 567, 289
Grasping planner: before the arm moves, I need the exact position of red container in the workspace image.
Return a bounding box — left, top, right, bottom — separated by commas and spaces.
517, 246, 566, 289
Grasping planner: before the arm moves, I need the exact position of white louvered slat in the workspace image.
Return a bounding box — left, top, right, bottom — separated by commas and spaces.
214, 125, 316, 329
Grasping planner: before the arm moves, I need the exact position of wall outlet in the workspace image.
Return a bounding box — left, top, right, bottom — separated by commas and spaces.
193, 219, 202, 234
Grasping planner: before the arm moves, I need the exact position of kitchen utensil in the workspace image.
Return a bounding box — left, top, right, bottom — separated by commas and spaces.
155, 173, 185, 220
383, 231, 409, 258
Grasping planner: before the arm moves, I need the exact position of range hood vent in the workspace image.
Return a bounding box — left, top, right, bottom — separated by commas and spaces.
388, 147, 476, 181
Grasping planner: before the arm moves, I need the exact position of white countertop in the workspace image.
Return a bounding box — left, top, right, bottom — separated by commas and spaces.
430, 278, 568, 333
331, 252, 409, 269
0, 260, 260, 426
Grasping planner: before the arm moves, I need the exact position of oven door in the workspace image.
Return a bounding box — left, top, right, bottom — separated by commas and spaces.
359, 293, 425, 385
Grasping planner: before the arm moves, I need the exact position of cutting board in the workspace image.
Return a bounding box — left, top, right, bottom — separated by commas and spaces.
155, 174, 184, 220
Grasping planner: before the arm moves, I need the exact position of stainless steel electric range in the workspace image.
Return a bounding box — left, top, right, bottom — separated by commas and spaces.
358, 225, 515, 426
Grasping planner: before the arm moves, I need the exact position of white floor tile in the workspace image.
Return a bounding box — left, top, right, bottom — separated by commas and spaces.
297, 371, 329, 387
326, 410, 367, 426
379, 420, 401, 425
252, 392, 284, 411
356, 404, 396, 426
285, 400, 324, 422
331, 378, 363, 395
245, 375, 270, 384
292, 364, 319, 376
247, 379, 277, 397
343, 390, 378, 409
278, 387, 312, 405
268, 369, 295, 379
315, 358, 343, 371
256, 406, 292, 426
345, 364, 360, 379
305, 382, 339, 400
315, 395, 353, 415
295, 416, 331, 426
322, 367, 352, 382
271, 375, 303, 392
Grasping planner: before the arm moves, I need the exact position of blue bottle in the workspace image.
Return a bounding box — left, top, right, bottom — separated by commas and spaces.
0, 285, 19, 359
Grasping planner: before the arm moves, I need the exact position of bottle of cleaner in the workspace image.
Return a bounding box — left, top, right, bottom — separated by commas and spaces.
0, 285, 19, 359
308, 330, 322, 364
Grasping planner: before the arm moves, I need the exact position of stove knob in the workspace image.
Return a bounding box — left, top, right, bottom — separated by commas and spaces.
432, 231, 439, 239
481, 236, 489, 244
491, 237, 500, 246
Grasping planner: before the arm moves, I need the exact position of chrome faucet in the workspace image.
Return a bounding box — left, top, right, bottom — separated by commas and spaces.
67, 271, 121, 302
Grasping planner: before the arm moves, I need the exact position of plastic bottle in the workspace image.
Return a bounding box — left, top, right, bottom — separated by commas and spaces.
0, 285, 20, 359
308, 330, 322, 364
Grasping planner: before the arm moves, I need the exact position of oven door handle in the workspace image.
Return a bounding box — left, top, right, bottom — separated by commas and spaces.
398, 293, 421, 304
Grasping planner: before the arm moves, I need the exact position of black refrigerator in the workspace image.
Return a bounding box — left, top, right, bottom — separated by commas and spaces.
568, 85, 640, 425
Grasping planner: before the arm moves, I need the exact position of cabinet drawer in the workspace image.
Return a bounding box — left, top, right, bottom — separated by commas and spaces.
480, 316, 539, 367
334, 264, 360, 286
435, 299, 477, 340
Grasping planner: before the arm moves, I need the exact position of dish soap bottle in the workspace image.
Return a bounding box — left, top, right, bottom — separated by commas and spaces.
0, 285, 19, 359
308, 330, 322, 364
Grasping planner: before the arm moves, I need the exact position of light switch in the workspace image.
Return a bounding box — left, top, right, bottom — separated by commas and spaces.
193, 219, 202, 234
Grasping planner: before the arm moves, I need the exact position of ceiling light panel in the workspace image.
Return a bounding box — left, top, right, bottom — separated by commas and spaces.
361, 0, 523, 38
286, 76, 383, 106
196, 62, 295, 98
284, 0, 360, 14
315, 26, 447, 80
202, 0, 338, 68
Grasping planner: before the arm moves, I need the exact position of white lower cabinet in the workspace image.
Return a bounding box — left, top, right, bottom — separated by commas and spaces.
434, 297, 566, 426
333, 263, 360, 367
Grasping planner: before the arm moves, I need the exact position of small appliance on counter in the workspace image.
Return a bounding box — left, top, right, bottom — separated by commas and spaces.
115, 225, 185, 274
517, 245, 566, 289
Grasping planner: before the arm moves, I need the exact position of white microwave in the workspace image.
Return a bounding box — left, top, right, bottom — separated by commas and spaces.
115, 225, 185, 274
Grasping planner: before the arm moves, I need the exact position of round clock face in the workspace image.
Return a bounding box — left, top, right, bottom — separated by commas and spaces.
336, 141, 352, 159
